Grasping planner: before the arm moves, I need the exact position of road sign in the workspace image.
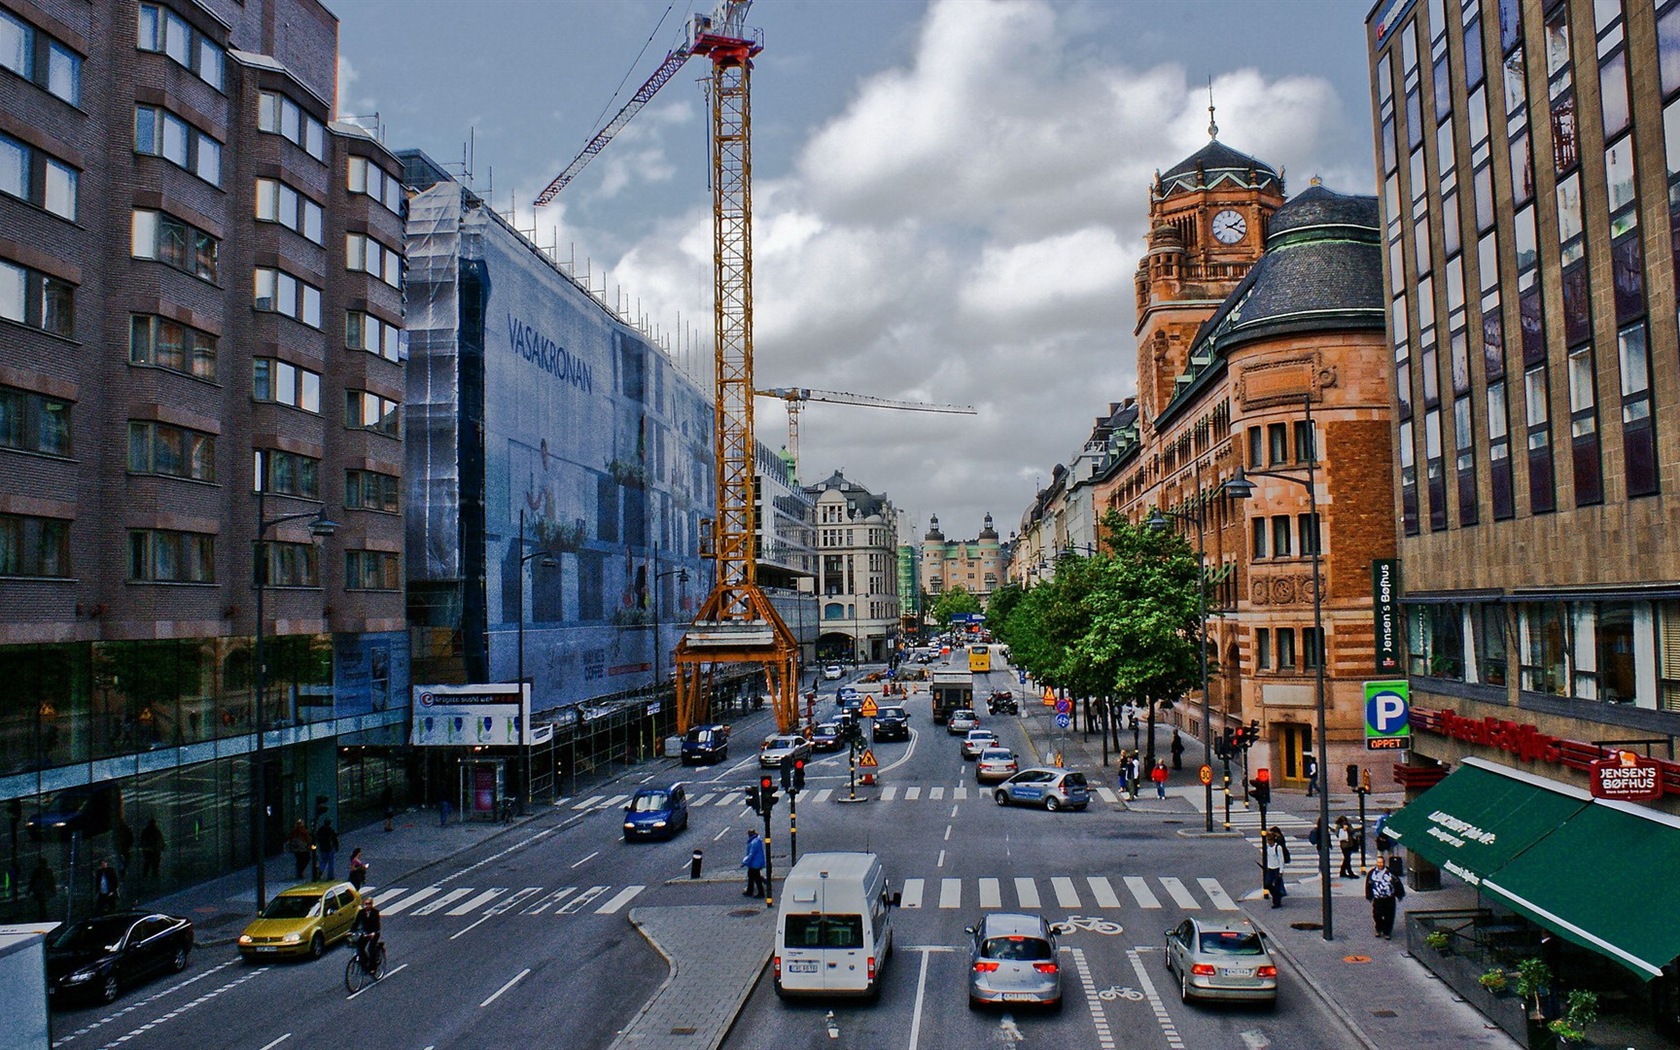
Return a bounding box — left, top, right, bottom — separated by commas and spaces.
1363, 679, 1412, 751
859, 748, 879, 768
1054, 713, 1071, 729
1042, 687, 1056, 707
860, 696, 879, 717
1054, 697, 1072, 715
1199, 764, 1213, 785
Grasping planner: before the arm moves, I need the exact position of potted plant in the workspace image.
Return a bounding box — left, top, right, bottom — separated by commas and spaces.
1424, 929, 1452, 955
1478, 968, 1509, 994
1515, 957, 1552, 1014
1547, 989, 1599, 1047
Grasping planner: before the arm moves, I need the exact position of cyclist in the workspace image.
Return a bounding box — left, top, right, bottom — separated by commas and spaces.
351, 894, 382, 973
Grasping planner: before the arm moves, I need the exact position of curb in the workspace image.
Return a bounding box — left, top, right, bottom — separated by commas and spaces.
1244, 909, 1382, 1050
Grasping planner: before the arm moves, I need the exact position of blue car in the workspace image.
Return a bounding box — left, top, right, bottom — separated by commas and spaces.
681, 724, 730, 766
623, 785, 689, 841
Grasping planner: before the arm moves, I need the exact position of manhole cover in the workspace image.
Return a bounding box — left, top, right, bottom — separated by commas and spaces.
729, 908, 761, 917
1371, 1010, 1398, 1018
1289, 921, 1323, 931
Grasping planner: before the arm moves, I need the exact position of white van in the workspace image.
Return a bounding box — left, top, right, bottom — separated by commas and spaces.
773, 851, 899, 999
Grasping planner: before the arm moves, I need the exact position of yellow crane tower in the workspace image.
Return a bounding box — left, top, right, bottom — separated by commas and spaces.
755, 387, 976, 483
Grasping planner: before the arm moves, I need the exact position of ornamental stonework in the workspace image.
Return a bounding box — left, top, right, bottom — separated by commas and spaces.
1249, 574, 1318, 605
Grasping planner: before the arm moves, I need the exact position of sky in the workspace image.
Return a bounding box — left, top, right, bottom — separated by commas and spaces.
329, 0, 1378, 546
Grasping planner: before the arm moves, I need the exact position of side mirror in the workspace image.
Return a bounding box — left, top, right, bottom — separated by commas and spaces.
963, 925, 975, 935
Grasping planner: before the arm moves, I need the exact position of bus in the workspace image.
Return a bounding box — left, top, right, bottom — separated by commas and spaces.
968, 644, 991, 674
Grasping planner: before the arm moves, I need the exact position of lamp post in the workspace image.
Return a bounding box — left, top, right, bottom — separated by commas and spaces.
650, 543, 690, 704
1222, 393, 1331, 940
1146, 467, 1214, 834
514, 509, 556, 810
252, 488, 337, 913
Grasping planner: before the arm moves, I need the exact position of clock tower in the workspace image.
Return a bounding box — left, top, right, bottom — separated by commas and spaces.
1133, 129, 1285, 424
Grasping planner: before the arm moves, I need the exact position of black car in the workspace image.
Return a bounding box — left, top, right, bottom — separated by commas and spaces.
47, 911, 194, 1005
810, 722, 845, 753
680, 724, 730, 765
27, 783, 121, 841
872, 706, 910, 742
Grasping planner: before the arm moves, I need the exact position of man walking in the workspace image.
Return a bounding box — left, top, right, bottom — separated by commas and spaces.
1336, 816, 1358, 878
1261, 828, 1289, 909
314, 818, 340, 879
740, 829, 767, 899
1304, 753, 1318, 796
1170, 730, 1185, 771
1151, 760, 1169, 798
93, 858, 120, 914
1365, 855, 1405, 938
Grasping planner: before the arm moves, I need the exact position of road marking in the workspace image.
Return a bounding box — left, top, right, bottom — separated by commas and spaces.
905, 786, 922, 800
448, 889, 505, 915
1127, 947, 1184, 1049
1015, 877, 1040, 909
1087, 876, 1121, 909
258, 1035, 290, 1050
1067, 947, 1116, 1050
381, 886, 440, 914
1159, 877, 1199, 910
571, 850, 599, 868
904, 946, 946, 1050
939, 877, 962, 909
1096, 787, 1119, 803
595, 885, 645, 914
1198, 877, 1239, 911
89, 960, 267, 1049
813, 788, 834, 802
944, 825, 953, 841
929, 786, 945, 800
345, 962, 408, 1001
900, 878, 925, 909
690, 792, 715, 807
713, 826, 730, 841
413, 888, 472, 915
1240, 1030, 1273, 1049
949, 804, 960, 818
572, 795, 605, 810
937, 849, 946, 868
479, 968, 530, 1008
560, 885, 609, 913
522, 886, 577, 915
979, 877, 1002, 909
601, 794, 630, 808
1051, 876, 1080, 908
488, 887, 542, 915
1124, 876, 1162, 909
371, 887, 408, 907
880, 786, 898, 801
953, 786, 969, 800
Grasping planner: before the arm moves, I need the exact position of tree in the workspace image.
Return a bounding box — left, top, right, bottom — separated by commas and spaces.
932, 586, 981, 630
986, 582, 1024, 630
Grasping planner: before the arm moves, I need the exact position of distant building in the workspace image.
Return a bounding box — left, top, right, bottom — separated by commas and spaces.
921, 514, 1003, 601
804, 471, 901, 662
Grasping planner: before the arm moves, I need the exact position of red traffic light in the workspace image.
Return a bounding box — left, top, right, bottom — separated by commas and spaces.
760, 774, 773, 790
1256, 768, 1271, 783
793, 758, 804, 770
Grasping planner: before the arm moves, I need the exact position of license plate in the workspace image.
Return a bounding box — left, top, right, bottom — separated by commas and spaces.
256, 946, 278, 953
1221, 968, 1252, 977
786, 961, 819, 973
1003, 992, 1040, 1001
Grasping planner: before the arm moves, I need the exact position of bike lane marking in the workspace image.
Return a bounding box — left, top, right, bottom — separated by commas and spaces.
1066, 947, 1116, 1050
478, 967, 530, 1008
56, 961, 241, 1046
91, 963, 269, 1050
1126, 946, 1185, 1050
902, 945, 957, 1050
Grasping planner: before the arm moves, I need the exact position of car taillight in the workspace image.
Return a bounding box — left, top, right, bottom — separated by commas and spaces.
1257, 965, 1277, 978
867, 956, 876, 981
1191, 963, 1217, 976
972, 961, 1000, 972
1032, 962, 1058, 974
772, 955, 780, 976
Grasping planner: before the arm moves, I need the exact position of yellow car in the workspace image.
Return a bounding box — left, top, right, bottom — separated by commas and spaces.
237, 881, 360, 961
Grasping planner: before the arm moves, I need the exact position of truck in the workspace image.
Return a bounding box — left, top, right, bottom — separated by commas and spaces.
930, 668, 973, 726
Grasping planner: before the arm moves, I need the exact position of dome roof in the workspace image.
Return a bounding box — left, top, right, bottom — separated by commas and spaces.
924, 514, 944, 542
979, 513, 998, 540
1156, 140, 1281, 201
1265, 182, 1380, 241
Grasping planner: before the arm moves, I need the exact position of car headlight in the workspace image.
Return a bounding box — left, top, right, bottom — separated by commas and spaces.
65, 968, 99, 984
651, 820, 667, 828
238, 934, 253, 945
624, 822, 636, 830
282, 932, 302, 943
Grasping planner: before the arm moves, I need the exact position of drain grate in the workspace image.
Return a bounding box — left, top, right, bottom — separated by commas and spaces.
670, 1026, 698, 1035
1289, 921, 1324, 931
1370, 1010, 1398, 1018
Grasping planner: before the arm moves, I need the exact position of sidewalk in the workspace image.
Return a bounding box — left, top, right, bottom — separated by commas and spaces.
1006, 687, 1520, 1050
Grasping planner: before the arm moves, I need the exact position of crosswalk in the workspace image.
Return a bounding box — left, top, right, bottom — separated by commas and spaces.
370, 881, 649, 918
559, 783, 1142, 810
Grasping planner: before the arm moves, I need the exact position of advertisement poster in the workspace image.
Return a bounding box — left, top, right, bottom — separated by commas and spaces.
410, 683, 527, 746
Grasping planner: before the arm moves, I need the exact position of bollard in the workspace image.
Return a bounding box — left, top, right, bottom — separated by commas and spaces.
690, 848, 703, 879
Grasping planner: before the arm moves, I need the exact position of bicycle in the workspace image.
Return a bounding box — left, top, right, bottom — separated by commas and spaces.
344, 933, 387, 994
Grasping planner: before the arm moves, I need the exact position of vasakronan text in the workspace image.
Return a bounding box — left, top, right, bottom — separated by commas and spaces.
508, 313, 594, 393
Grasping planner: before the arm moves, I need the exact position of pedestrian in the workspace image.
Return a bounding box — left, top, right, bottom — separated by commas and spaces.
740, 829, 767, 898
381, 787, 395, 833
1336, 816, 1358, 878
348, 847, 369, 890
1151, 760, 1169, 799
439, 797, 453, 827
93, 858, 120, 914
1170, 730, 1185, 771
1261, 828, 1290, 908
1116, 755, 1131, 795
28, 857, 56, 921
1308, 817, 1324, 852
314, 818, 340, 879
1374, 808, 1394, 858
1128, 753, 1142, 798
140, 817, 165, 879
1365, 854, 1405, 938
114, 818, 134, 879
1304, 753, 1318, 796
287, 819, 313, 880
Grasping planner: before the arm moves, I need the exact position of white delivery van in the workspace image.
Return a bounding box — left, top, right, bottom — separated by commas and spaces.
774, 852, 899, 999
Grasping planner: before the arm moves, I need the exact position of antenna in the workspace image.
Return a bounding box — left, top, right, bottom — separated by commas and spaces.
1207, 77, 1218, 140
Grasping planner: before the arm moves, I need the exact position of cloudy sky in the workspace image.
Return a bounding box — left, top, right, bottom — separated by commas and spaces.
330, 0, 1377, 545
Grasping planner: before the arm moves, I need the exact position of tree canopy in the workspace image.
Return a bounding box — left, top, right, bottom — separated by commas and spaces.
931, 585, 981, 629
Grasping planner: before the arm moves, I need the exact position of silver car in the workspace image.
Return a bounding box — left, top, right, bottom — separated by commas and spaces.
759, 733, 812, 769
960, 728, 998, 759
992, 768, 1090, 812
947, 709, 979, 734
966, 912, 1062, 1010
1163, 917, 1279, 1004
975, 748, 1019, 784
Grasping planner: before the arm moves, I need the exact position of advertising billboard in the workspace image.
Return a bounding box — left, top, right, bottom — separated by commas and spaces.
411, 683, 537, 746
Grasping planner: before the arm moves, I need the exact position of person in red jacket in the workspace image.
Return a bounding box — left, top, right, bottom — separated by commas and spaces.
1150, 761, 1169, 798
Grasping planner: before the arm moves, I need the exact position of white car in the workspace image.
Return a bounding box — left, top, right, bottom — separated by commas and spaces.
961, 728, 998, 760
821, 665, 844, 681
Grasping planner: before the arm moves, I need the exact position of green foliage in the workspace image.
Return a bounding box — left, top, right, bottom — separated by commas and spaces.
932, 586, 981, 629
1514, 957, 1552, 1011
1477, 968, 1508, 993
1547, 989, 1598, 1041
986, 582, 1025, 630
1423, 930, 1452, 952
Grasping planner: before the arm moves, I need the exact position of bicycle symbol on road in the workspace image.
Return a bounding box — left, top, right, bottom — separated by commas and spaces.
1096, 985, 1145, 1002
1049, 915, 1124, 936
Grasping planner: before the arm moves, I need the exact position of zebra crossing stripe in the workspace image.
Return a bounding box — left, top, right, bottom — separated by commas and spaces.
1015, 877, 1040, 909
929, 787, 945, 801
448, 889, 505, 915
905, 786, 922, 800
979, 877, 1002, 909
812, 789, 833, 803
382, 887, 440, 914
523, 887, 577, 915
573, 795, 605, 811
938, 878, 962, 909
1198, 877, 1239, 911
714, 792, 740, 807
372, 887, 408, 908
952, 786, 969, 801
1122, 875, 1161, 909
880, 786, 898, 801
1050, 877, 1080, 908
595, 885, 645, 914
560, 885, 608, 914
1087, 876, 1121, 909
1158, 877, 1199, 910
1096, 787, 1119, 803
900, 878, 926, 909
690, 793, 715, 807
414, 888, 472, 915
489, 887, 542, 914
601, 794, 629, 808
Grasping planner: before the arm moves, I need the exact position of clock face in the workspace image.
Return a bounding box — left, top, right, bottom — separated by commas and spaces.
1211, 209, 1247, 244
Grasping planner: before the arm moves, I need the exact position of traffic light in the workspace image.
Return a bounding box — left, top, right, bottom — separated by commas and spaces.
792, 758, 806, 793
1218, 726, 1234, 759
1230, 725, 1247, 751
1346, 763, 1361, 790
1251, 769, 1271, 806
760, 774, 779, 812
745, 783, 762, 814
780, 761, 792, 793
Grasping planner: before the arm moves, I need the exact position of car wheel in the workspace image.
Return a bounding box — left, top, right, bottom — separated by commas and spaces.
1180, 971, 1192, 1003
1163, 945, 1173, 972
100, 973, 119, 1004
1045, 796, 1062, 812
309, 932, 325, 959
994, 790, 1010, 806
171, 946, 189, 972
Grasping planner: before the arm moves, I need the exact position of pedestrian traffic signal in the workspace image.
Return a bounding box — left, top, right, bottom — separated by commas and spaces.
1251, 772, 1271, 806
1346, 763, 1361, 789
1218, 726, 1234, 759
780, 761, 792, 793
1230, 725, 1247, 751
760, 774, 779, 812
792, 758, 806, 793
745, 784, 762, 814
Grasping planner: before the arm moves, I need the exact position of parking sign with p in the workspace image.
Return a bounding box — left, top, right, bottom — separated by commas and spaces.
1363, 680, 1411, 751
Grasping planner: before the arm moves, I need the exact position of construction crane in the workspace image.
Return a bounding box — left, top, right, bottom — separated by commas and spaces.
536, 1, 801, 735
755, 387, 976, 482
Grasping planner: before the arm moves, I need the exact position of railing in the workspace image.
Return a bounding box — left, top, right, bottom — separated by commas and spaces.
1406, 909, 1543, 1047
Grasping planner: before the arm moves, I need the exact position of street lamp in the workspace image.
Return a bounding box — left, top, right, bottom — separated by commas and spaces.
1221, 392, 1332, 940
650, 543, 690, 700
252, 488, 337, 913
515, 510, 556, 810
1146, 469, 1214, 834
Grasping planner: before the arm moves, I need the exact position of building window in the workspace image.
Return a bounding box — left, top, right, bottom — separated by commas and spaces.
0, 10, 80, 105
255, 178, 323, 244
1454, 395, 1478, 526
256, 91, 327, 162
1525, 365, 1556, 514
345, 550, 400, 590
127, 528, 214, 583
1251, 518, 1267, 559
346, 390, 400, 437
0, 132, 76, 220
1425, 408, 1447, 530
346, 233, 402, 288
0, 384, 71, 455
1293, 420, 1315, 464
1400, 418, 1419, 534
131, 209, 218, 282
346, 310, 403, 361
257, 540, 317, 587
252, 358, 321, 413
1567, 343, 1602, 506
0, 258, 74, 337
1474, 603, 1507, 685
136, 4, 223, 89
1659, 602, 1680, 712
1618, 323, 1657, 496
133, 104, 220, 185
254, 448, 319, 498
347, 156, 404, 214
130, 314, 216, 380
345, 468, 400, 513
1267, 423, 1287, 464
1296, 513, 1320, 556
1520, 602, 1568, 695
1276, 628, 1297, 671
1486, 380, 1514, 519
127, 421, 215, 482
1255, 628, 1271, 671
253, 267, 322, 327
1301, 626, 1324, 669
1247, 426, 1263, 468
0, 512, 69, 576
1271, 516, 1292, 557
1589, 602, 1637, 704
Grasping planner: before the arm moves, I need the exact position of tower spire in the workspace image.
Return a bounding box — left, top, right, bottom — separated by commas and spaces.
1207, 77, 1218, 141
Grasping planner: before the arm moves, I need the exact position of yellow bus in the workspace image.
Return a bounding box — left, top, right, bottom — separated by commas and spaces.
968, 644, 991, 674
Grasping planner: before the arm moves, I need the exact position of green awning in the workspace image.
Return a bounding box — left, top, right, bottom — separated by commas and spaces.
1483, 801, 1680, 978
1383, 758, 1590, 887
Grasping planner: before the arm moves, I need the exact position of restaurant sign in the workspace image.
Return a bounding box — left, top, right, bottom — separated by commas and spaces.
1590, 751, 1664, 802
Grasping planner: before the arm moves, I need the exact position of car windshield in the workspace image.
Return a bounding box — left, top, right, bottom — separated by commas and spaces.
1198, 931, 1265, 955
1063, 773, 1088, 788
630, 792, 670, 812
816, 724, 839, 735
770, 737, 802, 749
784, 914, 864, 949
262, 895, 321, 920
980, 749, 1013, 761
685, 728, 716, 744
51, 917, 131, 951
982, 935, 1053, 961
879, 708, 906, 719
